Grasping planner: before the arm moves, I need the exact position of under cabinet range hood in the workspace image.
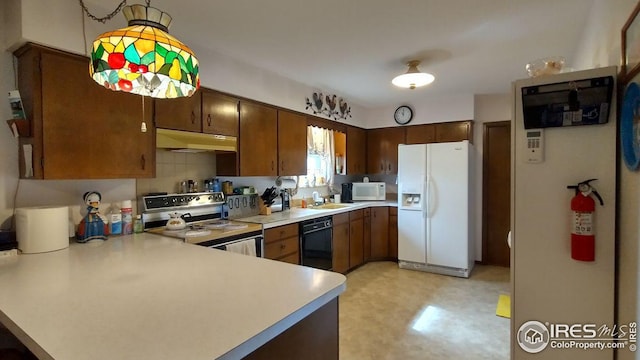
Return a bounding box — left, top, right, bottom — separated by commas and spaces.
156, 128, 237, 153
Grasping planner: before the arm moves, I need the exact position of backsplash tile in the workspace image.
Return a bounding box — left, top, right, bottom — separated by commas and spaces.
136, 150, 217, 196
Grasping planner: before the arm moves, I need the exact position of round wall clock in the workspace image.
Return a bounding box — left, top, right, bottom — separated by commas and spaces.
621, 82, 640, 170
394, 105, 413, 125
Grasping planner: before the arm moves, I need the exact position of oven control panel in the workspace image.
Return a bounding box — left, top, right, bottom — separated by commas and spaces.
143, 192, 225, 211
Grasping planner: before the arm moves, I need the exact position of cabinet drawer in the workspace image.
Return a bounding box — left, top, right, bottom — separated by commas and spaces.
389, 207, 398, 216
278, 252, 300, 265
265, 223, 298, 243
349, 209, 363, 221
364, 208, 371, 217
265, 236, 299, 259
333, 212, 349, 225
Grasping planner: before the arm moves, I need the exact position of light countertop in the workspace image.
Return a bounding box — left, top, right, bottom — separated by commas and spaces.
0, 233, 346, 360
236, 200, 397, 229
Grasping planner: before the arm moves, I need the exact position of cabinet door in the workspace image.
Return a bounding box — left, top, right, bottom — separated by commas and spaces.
363, 213, 371, 262
405, 124, 436, 144
202, 90, 239, 136
349, 218, 364, 269
370, 207, 389, 259
367, 127, 405, 174
346, 126, 366, 174
384, 127, 406, 174
332, 222, 350, 274
435, 121, 473, 143
389, 214, 398, 260
277, 110, 307, 176
154, 93, 202, 132
40, 52, 154, 179
239, 101, 278, 176
366, 129, 386, 174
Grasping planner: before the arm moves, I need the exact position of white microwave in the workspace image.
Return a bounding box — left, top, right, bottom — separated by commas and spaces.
352, 182, 386, 201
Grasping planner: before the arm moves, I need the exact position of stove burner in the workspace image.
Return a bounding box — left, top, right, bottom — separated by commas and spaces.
204, 220, 231, 229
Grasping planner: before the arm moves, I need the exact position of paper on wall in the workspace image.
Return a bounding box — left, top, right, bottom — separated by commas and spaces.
8, 90, 25, 119
23, 144, 33, 178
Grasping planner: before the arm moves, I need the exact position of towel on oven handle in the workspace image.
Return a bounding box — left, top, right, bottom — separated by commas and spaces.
225, 239, 256, 257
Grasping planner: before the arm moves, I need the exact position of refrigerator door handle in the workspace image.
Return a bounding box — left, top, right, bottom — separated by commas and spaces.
429, 176, 438, 217
423, 176, 429, 218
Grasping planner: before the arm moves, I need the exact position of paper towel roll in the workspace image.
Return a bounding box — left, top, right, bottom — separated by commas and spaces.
278, 178, 297, 189
16, 206, 69, 254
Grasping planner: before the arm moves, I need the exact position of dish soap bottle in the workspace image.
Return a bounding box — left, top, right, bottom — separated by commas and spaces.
133, 215, 144, 233
121, 200, 133, 235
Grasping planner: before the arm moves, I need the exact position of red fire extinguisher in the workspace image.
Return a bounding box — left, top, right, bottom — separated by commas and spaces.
567, 179, 603, 261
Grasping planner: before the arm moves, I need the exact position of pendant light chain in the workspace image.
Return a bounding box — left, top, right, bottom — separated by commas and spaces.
78, 0, 128, 24
141, 95, 147, 133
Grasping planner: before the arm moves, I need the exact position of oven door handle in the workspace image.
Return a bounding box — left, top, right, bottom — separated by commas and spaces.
302, 227, 332, 235
211, 236, 263, 249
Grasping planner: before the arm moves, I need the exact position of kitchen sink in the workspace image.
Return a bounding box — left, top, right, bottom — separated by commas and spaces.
307, 203, 349, 210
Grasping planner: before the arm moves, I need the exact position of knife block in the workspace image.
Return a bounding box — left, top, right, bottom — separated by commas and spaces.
259, 198, 272, 215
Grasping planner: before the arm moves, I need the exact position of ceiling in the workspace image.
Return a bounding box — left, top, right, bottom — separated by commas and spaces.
87, 0, 594, 107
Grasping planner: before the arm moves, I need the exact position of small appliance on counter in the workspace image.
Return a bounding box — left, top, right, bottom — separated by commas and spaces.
271, 189, 291, 212
351, 182, 386, 201
341, 183, 353, 203
16, 206, 69, 253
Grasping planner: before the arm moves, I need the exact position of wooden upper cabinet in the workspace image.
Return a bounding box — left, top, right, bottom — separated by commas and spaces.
435, 120, 473, 143
366, 129, 386, 174
16, 44, 155, 179
154, 93, 202, 132
277, 110, 307, 176
405, 124, 436, 144
202, 90, 239, 136
366, 127, 405, 174
239, 101, 278, 176
346, 126, 366, 175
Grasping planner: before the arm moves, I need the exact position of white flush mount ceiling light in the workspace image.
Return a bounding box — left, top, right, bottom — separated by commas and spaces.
392, 60, 435, 89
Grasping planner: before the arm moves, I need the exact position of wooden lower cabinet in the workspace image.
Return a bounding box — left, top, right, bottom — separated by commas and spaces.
389, 207, 398, 260
332, 213, 350, 274
244, 298, 338, 360
370, 207, 390, 259
349, 210, 364, 269
363, 208, 371, 262
264, 224, 299, 264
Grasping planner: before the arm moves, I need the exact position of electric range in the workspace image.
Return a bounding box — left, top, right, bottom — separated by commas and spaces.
142, 192, 263, 255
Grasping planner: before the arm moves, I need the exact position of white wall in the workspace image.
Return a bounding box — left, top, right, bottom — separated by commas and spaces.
473, 94, 511, 261
0, 1, 21, 229
572, 2, 640, 360
364, 93, 475, 129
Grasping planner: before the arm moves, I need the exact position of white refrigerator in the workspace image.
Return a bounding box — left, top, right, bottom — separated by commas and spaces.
397, 140, 473, 278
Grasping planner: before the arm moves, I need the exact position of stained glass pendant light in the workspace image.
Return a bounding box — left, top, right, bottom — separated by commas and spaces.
89, 2, 199, 99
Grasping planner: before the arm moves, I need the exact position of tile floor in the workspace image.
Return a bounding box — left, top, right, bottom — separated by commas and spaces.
339, 262, 510, 360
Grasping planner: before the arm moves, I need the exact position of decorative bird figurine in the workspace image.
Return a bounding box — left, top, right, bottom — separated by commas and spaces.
326, 94, 337, 112
339, 98, 348, 116
312, 92, 324, 112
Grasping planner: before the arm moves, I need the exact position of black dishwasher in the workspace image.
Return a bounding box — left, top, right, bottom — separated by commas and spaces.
300, 216, 333, 270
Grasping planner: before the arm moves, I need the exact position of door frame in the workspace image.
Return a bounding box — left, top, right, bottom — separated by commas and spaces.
481, 120, 511, 265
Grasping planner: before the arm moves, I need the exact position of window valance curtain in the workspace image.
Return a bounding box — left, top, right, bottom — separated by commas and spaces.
307, 126, 335, 186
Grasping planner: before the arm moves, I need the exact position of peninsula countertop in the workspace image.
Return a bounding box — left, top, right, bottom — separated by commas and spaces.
0, 234, 346, 360
237, 200, 397, 229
